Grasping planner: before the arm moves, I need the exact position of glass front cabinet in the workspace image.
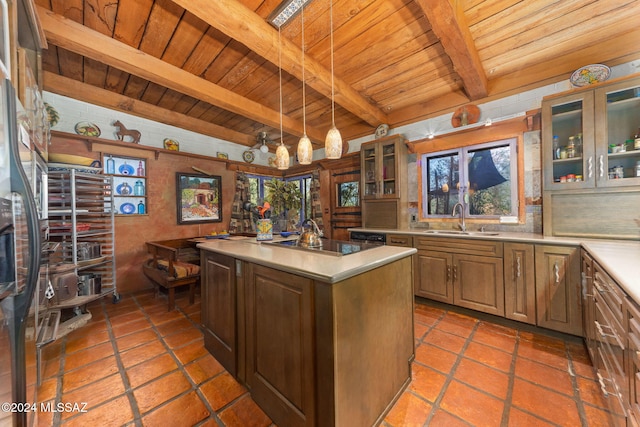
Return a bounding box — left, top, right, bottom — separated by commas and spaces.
361, 137, 402, 199
542, 75, 640, 190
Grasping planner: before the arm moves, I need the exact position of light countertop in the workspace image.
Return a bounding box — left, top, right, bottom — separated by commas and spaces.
196, 236, 416, 284
580, 240, 640, 302
351, 227, 640, 304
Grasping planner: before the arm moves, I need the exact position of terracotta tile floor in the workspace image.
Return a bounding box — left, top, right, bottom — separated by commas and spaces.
32, 290, 616, 426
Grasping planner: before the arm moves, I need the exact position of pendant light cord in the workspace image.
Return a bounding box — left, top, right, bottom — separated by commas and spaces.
330, 0, 335, 127
301, 6, 306, 136
279, 26, 283, 144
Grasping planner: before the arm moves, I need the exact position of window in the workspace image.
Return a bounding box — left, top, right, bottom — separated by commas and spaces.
337, 181, 359, 207
421, 138, 518, 220
247, 174, 312, 223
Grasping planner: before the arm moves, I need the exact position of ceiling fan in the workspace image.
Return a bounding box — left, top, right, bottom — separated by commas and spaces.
251, 131, 273, 153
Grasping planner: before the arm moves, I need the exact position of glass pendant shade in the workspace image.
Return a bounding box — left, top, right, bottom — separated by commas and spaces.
260, 143, 269, 153
275, 143, 290, 170
324, 126, 342, 159
297, 135, 313, 165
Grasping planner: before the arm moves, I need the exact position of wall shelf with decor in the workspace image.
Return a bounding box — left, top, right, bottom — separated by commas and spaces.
102, 154, 148, 216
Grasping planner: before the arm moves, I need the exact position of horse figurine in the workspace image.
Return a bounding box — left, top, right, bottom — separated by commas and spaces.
113, 120, 141, 144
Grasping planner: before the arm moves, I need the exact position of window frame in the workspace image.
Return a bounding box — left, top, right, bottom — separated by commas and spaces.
415, 120, 526, 226
246, 173, 313, 224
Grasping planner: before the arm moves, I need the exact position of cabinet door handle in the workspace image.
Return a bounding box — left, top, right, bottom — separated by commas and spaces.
554, 261, 560, 283
599, 155, 604, 178
515, 256, 521, 278
452, 265, 457, 282
588, 156, 593, 179
446, 265, 451, 281
596, 371, 620, 398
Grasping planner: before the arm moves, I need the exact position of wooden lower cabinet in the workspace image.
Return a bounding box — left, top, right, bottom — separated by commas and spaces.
503, 243, 536, 324
386, 234, 412, 247
245, 264, 316, 426
453, 253, 504, 316
201, 251, 238, 376
205, 254, 415, 427
581, 250, 597, 366
627, 298, 640, 426
415, 250, 453, 303
534, 245, 582, 336
413, 237, 504, 316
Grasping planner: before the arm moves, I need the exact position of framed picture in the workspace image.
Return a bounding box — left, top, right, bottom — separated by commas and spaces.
176, 172, 222, 224
216, 152, 228, 159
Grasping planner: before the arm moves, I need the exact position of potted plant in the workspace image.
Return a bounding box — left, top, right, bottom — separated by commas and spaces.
264, 179, 303, 231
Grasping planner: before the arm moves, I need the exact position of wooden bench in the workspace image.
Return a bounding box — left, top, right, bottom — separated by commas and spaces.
142, 239, 200, 311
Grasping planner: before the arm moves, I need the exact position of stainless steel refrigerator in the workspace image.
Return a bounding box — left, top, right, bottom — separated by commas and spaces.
0, 78, 43, 427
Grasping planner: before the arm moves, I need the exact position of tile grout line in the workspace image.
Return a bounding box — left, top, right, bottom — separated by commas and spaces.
422, 311, 482, 426
131, 292, 227, 426
110, 293, 146, 426
565, 344, 591, 427
499, 332, 519, 426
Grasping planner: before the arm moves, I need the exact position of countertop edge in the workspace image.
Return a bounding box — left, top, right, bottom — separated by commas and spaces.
197, 239, 417, 284
351, 228, 640, 306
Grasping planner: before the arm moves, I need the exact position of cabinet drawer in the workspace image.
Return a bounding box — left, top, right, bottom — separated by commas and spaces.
413, 236, 503, 257
386, 234, 412, 247
594, 263, 625, 329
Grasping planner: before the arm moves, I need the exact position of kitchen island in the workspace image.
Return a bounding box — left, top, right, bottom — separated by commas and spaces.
197, 236, 417, 427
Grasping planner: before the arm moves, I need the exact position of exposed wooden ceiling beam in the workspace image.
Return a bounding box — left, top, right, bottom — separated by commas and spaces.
43, 71, 256, 147
171, 0, 388, 127
36, 5, 327, 145
414, 0, 488, 100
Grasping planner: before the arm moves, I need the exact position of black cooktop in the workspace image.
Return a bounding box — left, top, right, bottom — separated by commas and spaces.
268, 238, 382, 257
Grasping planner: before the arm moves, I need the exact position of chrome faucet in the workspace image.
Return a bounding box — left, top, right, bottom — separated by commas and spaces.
452, 202, 466, 232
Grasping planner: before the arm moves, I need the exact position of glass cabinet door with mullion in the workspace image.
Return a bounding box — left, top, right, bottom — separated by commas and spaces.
594, 76, 640, 188
361, 144, 378, 199
542, 90, 595, 190
380, 141, 397, 198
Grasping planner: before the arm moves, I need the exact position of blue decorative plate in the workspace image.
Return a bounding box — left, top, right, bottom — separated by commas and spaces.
116, 183, 131, 195
118, 163, 135, 175
120, 203, 135, 214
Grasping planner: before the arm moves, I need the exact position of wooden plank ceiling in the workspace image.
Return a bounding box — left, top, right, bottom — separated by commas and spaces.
35, 0, 640, 152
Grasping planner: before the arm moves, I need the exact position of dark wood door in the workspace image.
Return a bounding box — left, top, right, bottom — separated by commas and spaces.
326, 166, 361, 241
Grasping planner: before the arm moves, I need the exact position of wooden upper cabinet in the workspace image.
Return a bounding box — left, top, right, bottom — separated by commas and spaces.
542, 74, 640, 191
360, 134, 408, 229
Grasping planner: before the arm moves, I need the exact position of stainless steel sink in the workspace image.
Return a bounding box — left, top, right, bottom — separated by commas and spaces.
422, 230, 500, 236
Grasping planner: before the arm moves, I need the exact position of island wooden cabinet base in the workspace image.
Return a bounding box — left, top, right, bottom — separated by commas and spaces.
201, 250, 414, 427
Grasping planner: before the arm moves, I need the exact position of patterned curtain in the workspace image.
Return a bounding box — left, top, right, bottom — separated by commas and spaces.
309, 170, 323, 230
229, 172, 255, 234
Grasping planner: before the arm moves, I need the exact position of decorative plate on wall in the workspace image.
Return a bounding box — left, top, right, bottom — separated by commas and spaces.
74, 121, 101, 137
44, 103, 59, 128
570, 64, 611, 87
451, 105, 480, 128
242, 150, 255, 163
375, 124, 389, 139
163, 138, 180, 151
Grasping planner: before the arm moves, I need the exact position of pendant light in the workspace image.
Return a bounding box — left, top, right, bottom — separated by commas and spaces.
296, 5, 313, 165
275, 25, 290, 170
324, 0, 342, 159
